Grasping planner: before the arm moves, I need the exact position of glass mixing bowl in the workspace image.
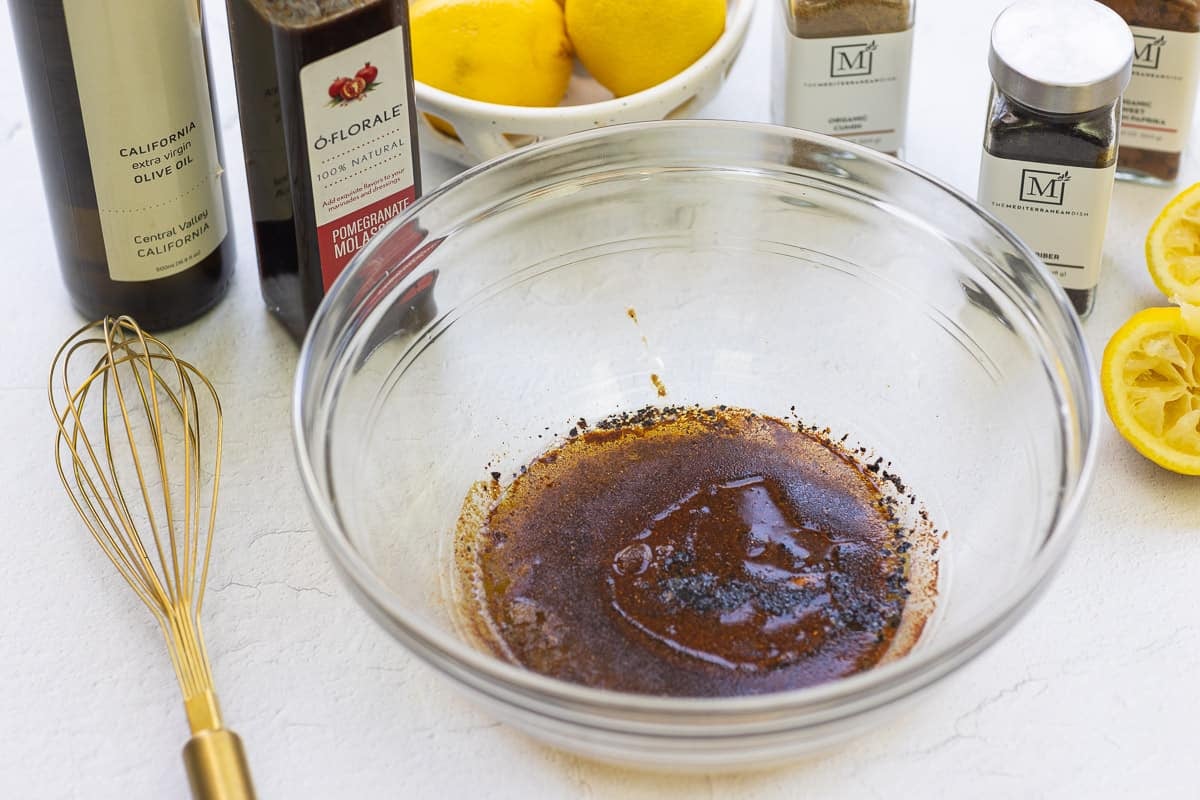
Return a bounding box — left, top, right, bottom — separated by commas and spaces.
293, 121, 1098, 769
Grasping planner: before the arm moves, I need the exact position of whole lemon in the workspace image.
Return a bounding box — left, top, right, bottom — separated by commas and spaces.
411, 0, 573, 107
565, 0, 726, 97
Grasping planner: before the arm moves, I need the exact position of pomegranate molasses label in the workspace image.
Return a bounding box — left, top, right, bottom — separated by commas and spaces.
1121, 27, 1200, 155
62, 0, 227, 282
299, 27, 417, 290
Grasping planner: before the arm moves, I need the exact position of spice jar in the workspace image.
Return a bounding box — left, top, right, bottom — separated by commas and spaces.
1097, 1, 1200, 184
773, 0, 916, 156
977, 0, 1133, 318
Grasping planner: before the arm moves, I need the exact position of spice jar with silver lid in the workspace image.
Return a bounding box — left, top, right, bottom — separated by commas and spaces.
977, 0, 1134, 318
773, 0, 917, 156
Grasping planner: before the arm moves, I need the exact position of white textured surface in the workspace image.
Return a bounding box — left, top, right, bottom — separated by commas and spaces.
1, 0, 1198, 797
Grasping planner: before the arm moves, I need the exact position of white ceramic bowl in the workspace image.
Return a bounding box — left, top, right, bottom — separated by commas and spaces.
413, 0, 755, 165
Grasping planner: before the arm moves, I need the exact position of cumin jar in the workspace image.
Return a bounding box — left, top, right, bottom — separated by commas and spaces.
977, 0, 1133, 318
773, 0, 916, 156
1098, 0, 1200, 184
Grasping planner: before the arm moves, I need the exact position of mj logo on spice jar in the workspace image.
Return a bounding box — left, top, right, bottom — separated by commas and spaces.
1019, 169, 1070, 206
830, 41, 877, 77
1133, 35, 1167, 70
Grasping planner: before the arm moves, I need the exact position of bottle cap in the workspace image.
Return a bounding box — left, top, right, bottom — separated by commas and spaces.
989, 0, 1133, 114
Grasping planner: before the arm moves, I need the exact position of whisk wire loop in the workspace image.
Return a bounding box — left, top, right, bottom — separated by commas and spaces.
49, 317, 223, 716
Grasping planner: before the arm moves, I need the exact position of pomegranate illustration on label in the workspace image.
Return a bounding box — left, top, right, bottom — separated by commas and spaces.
327, 63, 380, 105
356, 62, 379, 83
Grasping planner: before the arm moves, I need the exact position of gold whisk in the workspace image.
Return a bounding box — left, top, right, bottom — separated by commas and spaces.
49, 316, 255, 800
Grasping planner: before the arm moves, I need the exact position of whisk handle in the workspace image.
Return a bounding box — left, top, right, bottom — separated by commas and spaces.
182, 728, 256, 800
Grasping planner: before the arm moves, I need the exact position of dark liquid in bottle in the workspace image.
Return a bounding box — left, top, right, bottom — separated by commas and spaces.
232, 0, 423, 340
457, 407, 925, 697
10, 1, 233, 331
227, 0, 303, 334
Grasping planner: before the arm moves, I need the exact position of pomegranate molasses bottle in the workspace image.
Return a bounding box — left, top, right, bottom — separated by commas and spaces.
227, 0, 422, 340
10, 0, 235, 330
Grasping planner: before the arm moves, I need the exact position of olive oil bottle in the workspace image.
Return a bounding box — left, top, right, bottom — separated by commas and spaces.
10, 0, 234, 330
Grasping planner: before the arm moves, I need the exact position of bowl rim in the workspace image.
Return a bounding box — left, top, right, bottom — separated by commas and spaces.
293, 119, 1100, 724
412, 0, 756, 122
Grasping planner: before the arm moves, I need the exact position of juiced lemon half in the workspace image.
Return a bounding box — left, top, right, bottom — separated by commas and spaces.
1101, 305, 1200, 475
1146, 182, 1200, 305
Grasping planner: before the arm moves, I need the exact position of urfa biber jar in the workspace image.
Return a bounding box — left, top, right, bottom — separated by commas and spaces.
977, 0, 1133, 318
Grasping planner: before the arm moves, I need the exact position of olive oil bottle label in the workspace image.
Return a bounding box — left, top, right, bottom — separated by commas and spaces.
299, 27, 418, 290
978, 154, 1117, 292
1121, 28, 1200, 155
775, 27, 914, 154
62, 0, 227, 283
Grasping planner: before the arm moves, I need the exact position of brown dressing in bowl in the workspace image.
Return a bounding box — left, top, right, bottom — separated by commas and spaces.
456, 407, 929, 697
